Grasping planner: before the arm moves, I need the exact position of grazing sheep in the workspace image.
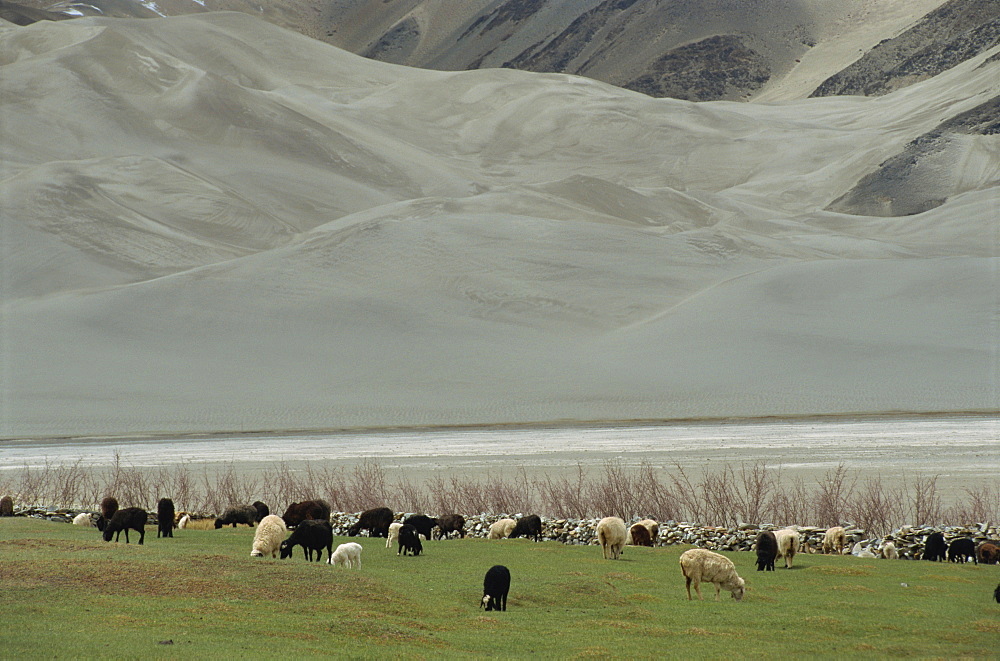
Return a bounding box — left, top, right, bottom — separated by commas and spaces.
822, 526, 846, 555
775, 529, 800, 568
679, 548, 746, 602
755, 531, 778, 571
508, 514, 543, 542
177, 514, 191, 530
348, 507, 394, 538
880, 541, 899, 560
628, 523, 652, 547
250, 514, 287, 558
397, 523, 422, 556
251, 501, 270, 523
596, 517, 627, 560
102, 507, 148, 545
923, 531, 947, 562
995, 583, 1000, 604
489, 518, 516, 539
435, 514, 466, 540
281, 499, 331, 528
157, 498, 175, 539
72, 512, 93, 527
0, 496, 13, 517
386, 521, 403, 549
977, 542, 999, 565
215, 504, 258, 529
948, 537, 977, 564
636, 519, 659, 545
97, 496, 118, 531
280, 519, 334, 562
329, 542, 363, 569
403, 514, 437, 540
481, 565, 511, 612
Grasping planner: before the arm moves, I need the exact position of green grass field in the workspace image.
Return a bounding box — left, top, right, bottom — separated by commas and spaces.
2, 517, 998, 658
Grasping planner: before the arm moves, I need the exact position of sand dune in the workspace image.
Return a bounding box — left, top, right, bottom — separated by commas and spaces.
1, 12, 997, 438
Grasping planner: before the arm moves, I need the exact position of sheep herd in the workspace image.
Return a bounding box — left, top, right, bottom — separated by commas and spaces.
68, 495, 1000, 608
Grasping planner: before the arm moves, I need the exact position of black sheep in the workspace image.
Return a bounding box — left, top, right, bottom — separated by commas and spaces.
948, 537, 977, 564
403, 514, 437, 540
97, 496, 119, 532
629, 524, 653, 547
435, 514, 466, 540
348, 507, 394, 538
397, 523, 422, 556
0, 495, 13, 517
508, 515, 543, 542
215, 504, 258, 529
102, 507, 148, 545
157, 498, 175, 538
994, 583, 1000, 604
281, 499, 331, 528
279, 519, 333, 562
251, 501, 270, 523
923, 531, 947, 561
755, 530, 778, 571
481, 565, 511, 612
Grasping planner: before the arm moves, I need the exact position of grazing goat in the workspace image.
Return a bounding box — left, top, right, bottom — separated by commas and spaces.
280, 519, 334, 562
948, 537, 977, 564
596, 517, 627, 560
348, 507, 394, 538
628, 523, 653, 547
281, 499, 331, 528
329, 542, 363, 569
977, 542, 999, 565
923, 531, 947, 561
215, 504, 258, 529
397, 523, 422, 556
386, 521, 403, 549
251, 501, 270, 523
481, 565, 511, 612
822, 526, 846, 554
403, 515, 436, 540
489, 518, 516, 539
679, 549, 745, 602
97, 496, 119, 531
250, 515, 287, 558
0, 496, 13, 517
157, 498, 175, 538
755, 531, 778, 571
435, 514, 466, 539
102, 507, 148, 545
509, 515, 543, 542
775, 529, 800, 568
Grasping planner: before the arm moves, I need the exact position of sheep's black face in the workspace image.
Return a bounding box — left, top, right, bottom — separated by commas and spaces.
214, 519, 223, 529
102, 528, 113, 542
279, 541, 293, 559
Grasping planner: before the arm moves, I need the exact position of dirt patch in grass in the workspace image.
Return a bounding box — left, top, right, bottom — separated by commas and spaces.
813, 566, 872, 576
573, 646, 612, 658
926, 574, 974, 584
973, 620, 1000, 633
804, 616, 846, 633
832, 584, 875, 593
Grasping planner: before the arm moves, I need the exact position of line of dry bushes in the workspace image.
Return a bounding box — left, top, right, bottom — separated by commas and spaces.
1, 456, 997, 536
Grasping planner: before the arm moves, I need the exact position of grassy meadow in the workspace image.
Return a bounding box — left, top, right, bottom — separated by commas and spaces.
2, 517, 998, 658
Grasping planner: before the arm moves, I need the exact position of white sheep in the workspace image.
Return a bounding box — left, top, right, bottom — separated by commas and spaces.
489, 518, 516, 539
775, 528, 800, 568
822, 526, 846, 554
72, 512, 92, 527
329, 542, 363, 569
596, 516, 627, 560
679, 548, 746, 601
386, 521, 403, 549
880, 540, 898, 560
636, 519, 659, 545
249, 514, 287, 558
177, 514, 191, 529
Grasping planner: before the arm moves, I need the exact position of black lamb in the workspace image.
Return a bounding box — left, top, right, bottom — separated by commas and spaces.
509, 514, 543, 542
948, 537, 977, 564
215, 504, 258, 529
403, 514, 437, 540
102, 507, 148, 545
348, 507, 394, 538
755, 530, 778, 571
397, 523, 422, 556
279, 519, 333, 562
157, 498, 175, 538
923, 531, 947, 561
435, 514, 466, 540
481, 565, 511, 612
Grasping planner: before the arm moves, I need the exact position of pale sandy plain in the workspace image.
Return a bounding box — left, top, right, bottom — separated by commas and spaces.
0, 8, 997, 493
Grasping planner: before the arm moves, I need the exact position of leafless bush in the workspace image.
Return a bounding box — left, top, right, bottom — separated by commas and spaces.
848, 476, 904, 537
767, 475, 812, 526
814, 464, 855, 526
665, 465, 705, 523
539, 464, 589, 519
632, 462, 681, 522
906, 474, 944, 525
943, 483, 1000, 524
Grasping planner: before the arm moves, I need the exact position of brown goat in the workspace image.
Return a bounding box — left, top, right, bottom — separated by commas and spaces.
629, 523, 653, 547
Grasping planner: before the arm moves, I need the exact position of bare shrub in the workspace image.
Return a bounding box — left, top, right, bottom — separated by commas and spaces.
943, 483, 1000, 524
906, 474, 944, 525
345, 459, 390, 511
767, 475, 812, 526
539, 464, 589, 519
633, 462, 681, 522
814, 464, 855, 527
848, 476, 903, 537
666, 465, 705, 523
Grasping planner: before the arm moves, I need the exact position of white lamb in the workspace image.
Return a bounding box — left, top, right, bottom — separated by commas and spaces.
177, 514, 191, 529
249, 514, 287, 558
880, 540, 899, 560
489, 518, 516, 539
386, 521, 403, 549
822, 526, 846, 554
775, 528, 800, 568
679, 548, 746, 601
72, 512, 92, 526
596, 516, 627, 560
329, 542, 363, 569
